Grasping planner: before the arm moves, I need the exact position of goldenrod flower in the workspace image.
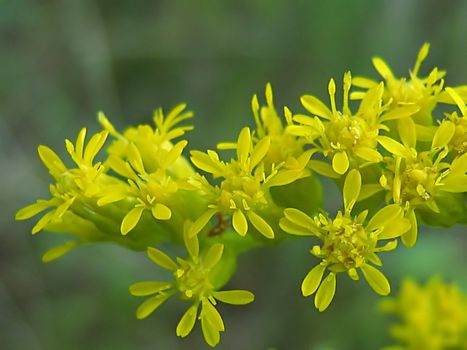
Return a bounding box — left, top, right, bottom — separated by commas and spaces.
97, 105, 196, 235
280, 169, 411, 311
381, 278, 467, 350
16, 128, 109, 235
289, 72, 418, 175
190, 125, 311, 239
130, 222, 254, 347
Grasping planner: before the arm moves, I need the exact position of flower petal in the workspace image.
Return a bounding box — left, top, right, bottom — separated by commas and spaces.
432, 121, 455, 149
129, 282, 172, 296
42, 241, 77, 263
343, 169, 361, 214
302, 264, 326, 297
301, 95, 333, 120
176, 304, 199, 338
203, 243, 224, 270
232, 210, 248, 236
152, 203, 172, 220
213, 290, 255, 305
136, 294, 170, 319
121, 206, 145, 235
147, 247, 178, 271
332, 151, 349, 175
314, 273, 336, 312
246, 211, 274, 239
361, 264, 390, 296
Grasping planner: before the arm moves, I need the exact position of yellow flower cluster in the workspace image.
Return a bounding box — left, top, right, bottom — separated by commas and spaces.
381, 278, 467, 350
15, 43, 467, 346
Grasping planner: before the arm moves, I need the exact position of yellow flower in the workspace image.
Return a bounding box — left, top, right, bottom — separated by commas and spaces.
288, 72, 417, 176
381, 278, 467, 350
129, 222, 254, 347
377, 129, 467, 245
190, 124, 311, 239
97, 105, 196, 235
280, 169, 411, 311
439, 87, 467, 156
99, 103, 195, 178
16, 128, 109, 234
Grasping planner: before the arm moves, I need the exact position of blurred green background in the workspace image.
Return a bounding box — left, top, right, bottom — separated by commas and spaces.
1, 1, 466, 349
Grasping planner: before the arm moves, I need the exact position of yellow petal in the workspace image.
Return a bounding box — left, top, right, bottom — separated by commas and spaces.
200, 309, 221, 347
308, 160, 340, 179
397, 117, 417, 149
83, 131, 108, 164
129, 282, 172, 296
236, 127, 251, 164
314, 273, 336, 312
361, 264, 390, 296
354, 147, 383, 163
432, 121, 455, 149
332, 151, 349, 175
176, 304, 199, 338
246, 211, 274, 239
16, 200, 52, 220
147, 247, 178, 271
249, 136, 270, 170
121, 206, 145, 235
372, 57, 394, 80
42, 241, 77, 263
213, 290, 255, 305
183, 221, 199, 258
201, 299, 224, 332
151, 203, 172, 220
283, 208, 315, 229
136, 294, 170, 319
203, 243, 224, 269
279, 218, 314, 236
343, 169, 361, 214
302, 264, 326, 297
379, 105, 420, 122
377, 136, 408, 157
37, 145, 66, 174
401, 209, 417, 248
366, 204, 402, 232
232, 210, 248, 236
189, 209, 217, 237
300, 95, 333, 120
32, 211, 55, 235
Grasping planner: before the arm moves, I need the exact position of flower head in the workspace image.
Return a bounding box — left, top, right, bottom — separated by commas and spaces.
15, 128, 110, 235
280, 169, 411, 311
289, 72, 418, 175
190, 124, 311, 239
381, 278, 467, 350
130, 222, 254, 347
